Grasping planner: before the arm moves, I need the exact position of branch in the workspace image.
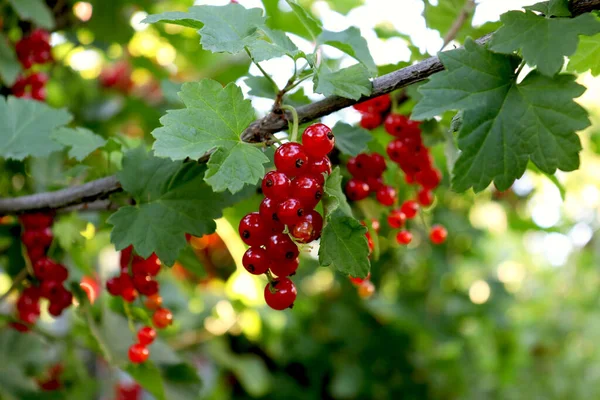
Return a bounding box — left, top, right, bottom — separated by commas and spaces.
1, 0, 599, 215
441, 0, 476, 51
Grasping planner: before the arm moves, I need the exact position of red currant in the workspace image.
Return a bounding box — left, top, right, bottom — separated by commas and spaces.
137, 326, 157, 346
121, 286, 138, 303
417, 188, 434, 206
46, 264, 68, 282
21, 227, 53, 249
430, 225, 447, 244
144, 294, 163, 310
345, 179, 370, 201
264, 278, 297, 310
274, 143, 309, 177
277, 198, 305, 226
242, 247, 272, 275
302, 123, 335, 157
291, 210, 323, 243
32, 258, 57, 280
19, 213, 53, 229
384, 113, 408, 137
238, 212, 268, 246
370, 153, 387, 176
366, 176, 383, 192
259, 197, 285, 234
152, 308, 173, 329
270, 257, 299, 277
396, 230, 413, 245
360, 112, 382, 130
128, 343, 149, 364
131, 254, 161, 277
307, 156, 332, 185
120, 246, 133, 271
353, 94, 390, 114
387, 209, 407, 228
349, 272, 371, 286
375, 185, 396, 206
416, 168, 442, 189
357, 280, 375, 298
266, 234, 299, 261
262, 171, 291, 201
106, 276, 122, 296
292, 175, 323, 209
400, 200, 419, 219
132, 273, 159, 296
386, 139, 407, 163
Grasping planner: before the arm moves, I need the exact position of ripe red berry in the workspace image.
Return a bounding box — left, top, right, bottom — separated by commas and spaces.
121, 286, 138, 303
375, 185, 396, 206
262, 171, 291, 201
259, 197, 285, 234
21, 227, 53, 249
384, 113, 409, 137
307, 156, 332, 185
120, 246, 133, 271
32, 258, 57, 280
27, 246, 46, 263
277, 198, 305, 226
152, 308, 173, 329
417, 188, 434, 206
291, 210, 323, 243
292, 175, 323, 209
266, 234, 299, 261
366, 176, 383, 192
345, 179, 370, 201
19, 213, 53, 229
386, 139, 407, 163
144, 294, 163, 310
131, 254, 161, 277
370, 153, 387, 176
137, 326, 157, 346
128, 343, 149, 364
357, 280, 376, 298
274, 143, 309, 176
264, 278, 297, 310
349, 272, 371, 286
302, 123, 335, 157
360, 112, 382, 130
31, 86, 46, 101
430, 224, 447, 244
270, 257, 299, 277
416, 168, 442, 189
239, 212, 268, 246
400, 200, 419, 219
396, 230, 413, 245
106, 276, 122, 296
387, 209, 407, 229
353, 94, 390, 114
242, 247, 272, 275
132, 273, 159, 296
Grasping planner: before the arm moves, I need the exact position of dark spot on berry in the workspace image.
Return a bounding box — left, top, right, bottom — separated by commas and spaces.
315, 191, 322, 200
285, 252, 295, 259
357, 162, 363, 168
327, 132, 334, 140
242, 231, 250, 239
392, 151, 398, 158
288, 303, 294, 309
265, 179, 273, 187
297, 209, 304, 217
248, 264, 255, 272
272, 213, 279, 221
295, 159, 305, 169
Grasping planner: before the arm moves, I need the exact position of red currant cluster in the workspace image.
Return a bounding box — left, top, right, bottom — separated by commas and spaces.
11, 72, 48, 101
99, 61, 134, 94
12, 213, 73, 332
239, 123, 335, 310
353, 94, 391, 130
116, 382, 142, 400
128, 326, 156, 364
345, 152, 394, 205
11, 29, 52, 101
36, 363, 64, 391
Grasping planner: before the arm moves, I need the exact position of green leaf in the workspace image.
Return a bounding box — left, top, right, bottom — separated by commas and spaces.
176, 245, 208, 278
424, 0, 471, 35
125, 362, 166, 400
567, 32, 600, 76
245, 76, 277, 98
8, 0, 55, 29
248, 28, 303, 62
0, 96, 72, 160
489, 10, 600, 76
318, 28, 377, 76
108, 147, 245, 266
52, 213, 87, 250
525, 0, 571, 17
322, 167, 352, 218
152, 79, 267, 193
0, 34, 21, 86
285, 0, 323, 41
319, 209, 370, 278
313, 64, 372, 100
142, 10, 204, 29
413, 39, 590, 192
331, 122, 372, 156
51, 127, 106, 161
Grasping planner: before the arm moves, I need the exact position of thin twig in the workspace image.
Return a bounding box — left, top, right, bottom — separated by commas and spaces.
440, 0, 475, 51
0, 268, 29, 303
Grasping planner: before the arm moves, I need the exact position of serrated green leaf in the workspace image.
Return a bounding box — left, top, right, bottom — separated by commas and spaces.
0, 34, 21, 86
285, 0, 323, 41
176, 245, 208, 278
0, 96, 72, 160
424, 0, 470, 35
152, 79, 266, 193
318, 28, 377, 76
525, 0, 571, 17
142, 10, 204, 29
489, 10, 600, 76
314, 64, 372, 100
331, 122, 371, 156
8, 0, 55, 29
322, 167, 352, 218
108, 147, 245, 266
567, 32, 600, 76
413, 39, 590, 192
245, 76, 277, 98
248, 27, 303, 62
51, 127, 106, 161
125, 362, 166, 400
319, 209, 370, 278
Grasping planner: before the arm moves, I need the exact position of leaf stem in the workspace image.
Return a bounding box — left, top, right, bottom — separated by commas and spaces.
83, 305, 114, 365
245, 47, 279, 92
281, 105, 299, 142
123, 301, 137, 335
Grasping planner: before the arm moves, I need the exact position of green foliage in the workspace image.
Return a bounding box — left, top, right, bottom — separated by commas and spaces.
285, 0, 323, 40
248, 27, 304, 62
489, 10, 600, 76
7, 0, 55, 29
413, 39, 590, 191
0, 34, 21, 86
314, 64, 372, 100
525, 0, 571, 17
568, 32, 600, 76
318, 28, 377, 76
331, 122, 372, 156
51, 127, 107, 161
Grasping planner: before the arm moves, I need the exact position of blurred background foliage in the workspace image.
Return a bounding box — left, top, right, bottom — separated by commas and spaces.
2, 0, 600, 399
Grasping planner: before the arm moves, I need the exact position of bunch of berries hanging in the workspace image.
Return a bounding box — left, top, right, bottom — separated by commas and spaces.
11, 29, 52, 101
12, 213, 73, 332
353, 94, 391, 130
239, 123, 334, 310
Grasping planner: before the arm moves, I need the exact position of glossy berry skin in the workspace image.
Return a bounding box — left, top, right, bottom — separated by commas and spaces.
152, 308, 173, 329
262, 171, 291, 201
387, 209, 406, 229
430, 225, 448, 245
384, 114, 409, 137
264, 278, 297, 310
277, 198, 305, 226
274, 143, 309, 177
400, 200, 419, 219
386, 139, 407, 163
360, 112, 382, 130
259, 197, 284, 234
132, 274, 159, 296
21, 227, 53, 249
266, 234, 299, 261
345, 179, 370, 201
291, 210, 323, 243
239, 212, 268, 247
417, 188, 434, 206
132, 254, 161, 277
292, 175, 323, 210
32, 258, 58, 280
242, 247, 272, 275
366, 176, 383, 192
144, 294, 163, 310
121, 286, 138, 303
376, 185, 397, 206
128, 343, 149, 364
349, 272, 371, 286
357, 280, 375, 298
307, 156, 332, 185
137, 326, 157, 346
106, 276, 122, 296
416, 168, 442, 190
19, 213, 53, 230
270, 257, 299, 277
302, 123, 335, 157
353, 94, 390, 114
396, 230, 413, 245
370, 153, 387, 176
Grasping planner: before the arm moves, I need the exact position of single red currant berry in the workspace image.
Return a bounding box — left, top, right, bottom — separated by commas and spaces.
242, 247, 272, 275
355, 153, 377, 176
307, 156, 332, 185
266, 234, 299, 261
19, 213, 53, 230
353, 94, 390, 114
417, 188, 434, 206
376, 185, 396, 206
274, 143, 309, 176
46, 264, 68, 282
32, 258, 57, 280
19, 310, 39, 324
238, 212, 268, 246
264, 278, 297, 310
386, 139, 407, 163
430, 225, 448, 245
292, 210, 323, 243
27, 72, 48, 88
259, 197, 285, 234
31, 86, 46, 101
137, 326, 157, 346
120, 245, 133, 271
10, 322, 30, 332
132, 273, 159, 296
144, 294, 163, 310
396, 230, 413, 245
132, 254, 161, 277
405, 173, 416, 184
416, 168, 442, 189
366, 176, 383, 192
48, 302, 64, 317
349, 272, 371, 286
277, 198, 305, 226
360, 112, 382, 130
400, 200, 419, 219
345, 179, 370, 201
152, 308, 173, 329
387, 209, 407, 229
27, 246, 46, 264
370, 153, 387, 176
128, 343, 149, 364
21, 227, 53, 249
121, 287, 138, 303
106, 276, 122, 296
304, 210, 324, 241
261, 171, 291, 201
384, 113, 409, 137
270, 257, 299, 277
292, 175, 323, 210
357, 280, 376, 298
40, 280, 62, 300
346, 156, 361, 178
302, 123, 335, 158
